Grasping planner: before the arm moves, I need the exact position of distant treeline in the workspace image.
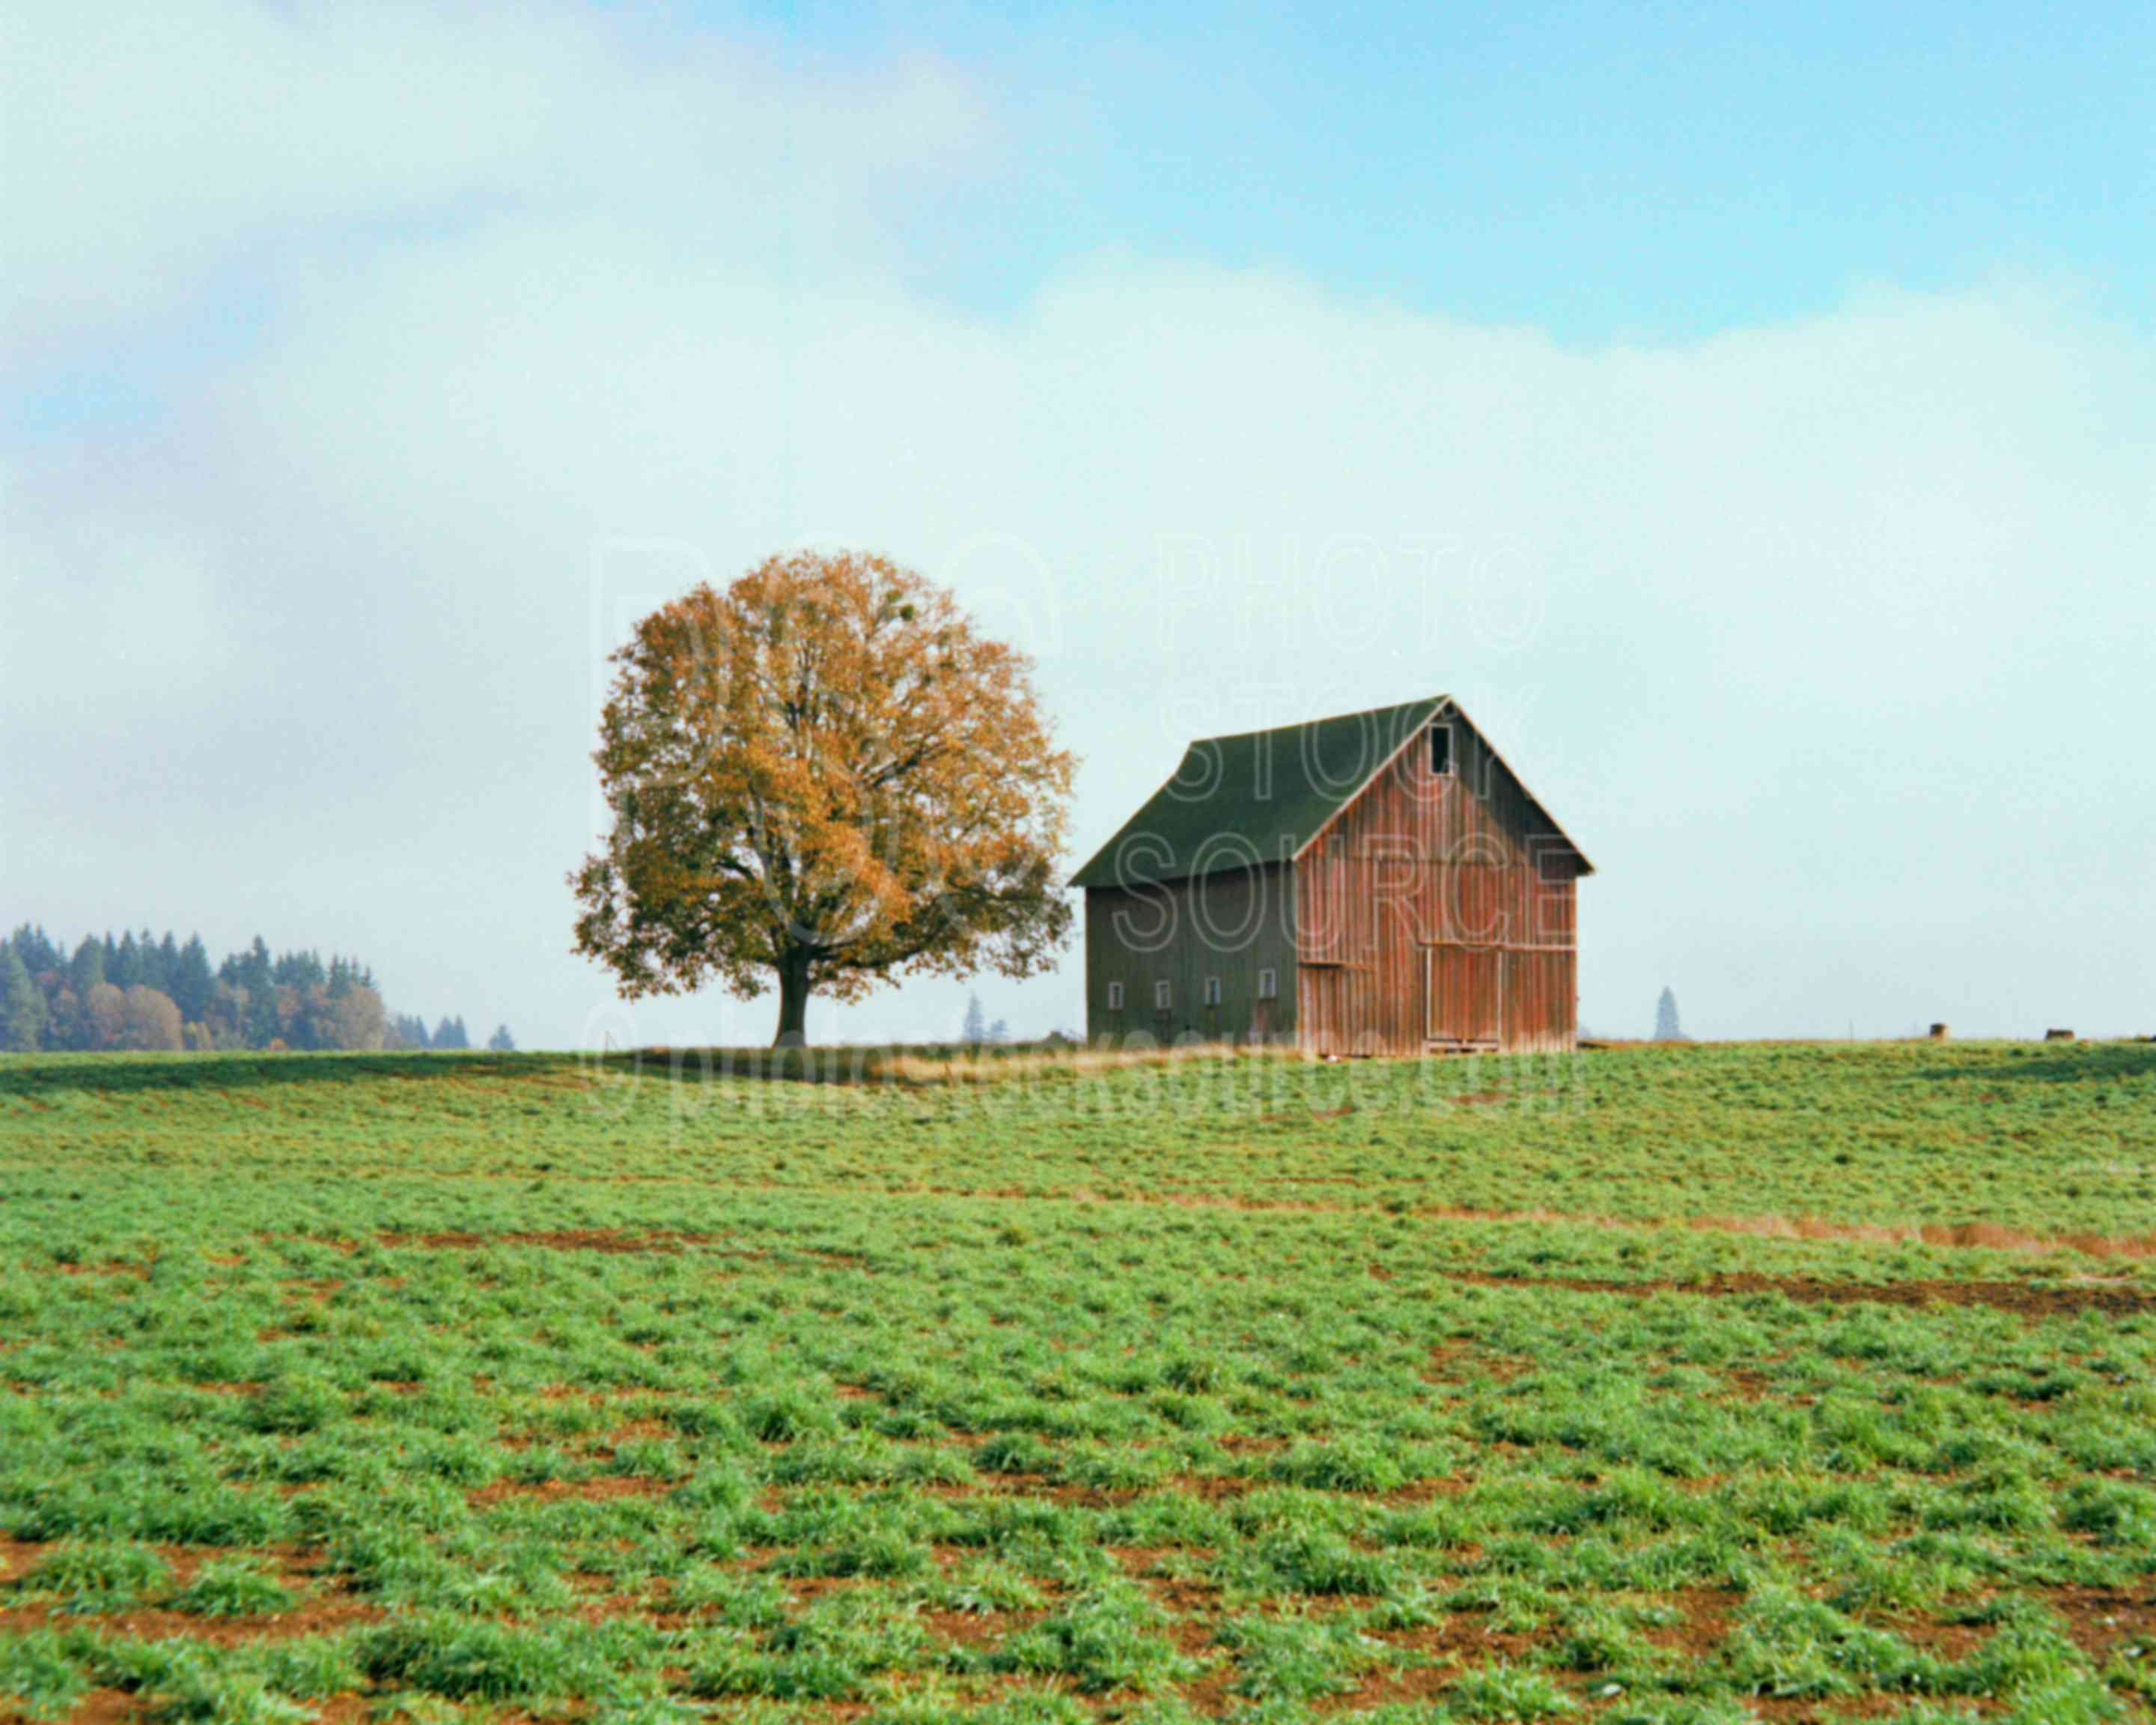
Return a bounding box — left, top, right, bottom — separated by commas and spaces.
0, 925, 511, 1055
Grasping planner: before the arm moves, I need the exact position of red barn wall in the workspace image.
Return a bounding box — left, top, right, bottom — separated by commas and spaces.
1293, 717, 1579, 1055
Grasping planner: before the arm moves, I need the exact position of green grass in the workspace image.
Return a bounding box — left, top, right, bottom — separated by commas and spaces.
0, 1038, 2152, 1722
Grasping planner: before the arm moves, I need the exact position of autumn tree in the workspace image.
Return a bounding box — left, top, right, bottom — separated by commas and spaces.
83, 981, 128, 1050
118, 985, 183, 1051
573, 550, 1075, 1045
331, 985, 388, 1052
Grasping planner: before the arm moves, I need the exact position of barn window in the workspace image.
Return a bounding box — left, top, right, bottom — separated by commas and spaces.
1204, 975, 1222, 1006
1106, 981, 1124, 1010
1429, 722, 1453, 776
1257, 967, 1278, 1000
1154, 979, 1172, 1010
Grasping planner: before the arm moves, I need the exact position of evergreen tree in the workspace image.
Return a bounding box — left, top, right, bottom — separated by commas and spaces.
273, 949, 326, 991
171, 937, 214, 1023
1, 945, 48, 1052
1654, 987, 1686, 1042
243, 980, 283, 1048
150, 932, 178, 994
220, 938, 276, 1046
224, 937, 273, 997
487, 1024, 515, 1053
432, 1016, 469, 1050
392, 1014, 431, 1049
70, 937, 106, 997
11, 925, 59, 977
963, 994, 987, 1046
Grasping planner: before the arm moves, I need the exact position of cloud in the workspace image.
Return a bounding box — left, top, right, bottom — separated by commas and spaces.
4, 5, 2152, 1046
3, 1, 1001, 357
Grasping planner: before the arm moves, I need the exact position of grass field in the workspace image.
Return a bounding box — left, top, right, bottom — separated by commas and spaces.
1, 1039, 2153, 1724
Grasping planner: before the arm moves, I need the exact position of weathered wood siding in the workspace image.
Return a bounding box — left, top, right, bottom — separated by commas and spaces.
1293, 714, 1578, 1055
1083, 862, 1299, 1045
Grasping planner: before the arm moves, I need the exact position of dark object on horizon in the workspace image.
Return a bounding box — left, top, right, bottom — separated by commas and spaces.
1072, 697, 1592, 1055
487, 1024, 515, 1052
1929, 1023, 1949, 1039
963, 994, 987, 1047
432, 1015, 471, 1050
2044, 1027, 2076, 1042
1654, 987, 1686, 1043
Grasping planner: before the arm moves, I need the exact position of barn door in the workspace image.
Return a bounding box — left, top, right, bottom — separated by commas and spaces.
1425, 944, 1502, 1043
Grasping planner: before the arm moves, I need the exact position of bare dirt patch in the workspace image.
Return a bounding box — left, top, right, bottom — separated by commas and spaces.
1449, 1268, 2156, 1318
0, 1599, 383, 1643
919, 1607, 1042, 1649
1637, 1585, 1741, 1660
58, 1690, 147, 1725
2044, 1583, 2156, 1663
1421, 1343, 1533, 1386
468, 1475, 675, 1507
380, 1228, 686, 1254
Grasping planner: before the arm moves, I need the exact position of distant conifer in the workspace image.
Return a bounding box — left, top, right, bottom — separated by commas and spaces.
1, 946, 48, 1051
70, 936, 106, 997
1654, 987, 1687, 1042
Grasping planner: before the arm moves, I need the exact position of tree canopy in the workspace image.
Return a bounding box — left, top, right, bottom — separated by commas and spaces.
1, 923, 502, 1055
573, 550, 1074, 1044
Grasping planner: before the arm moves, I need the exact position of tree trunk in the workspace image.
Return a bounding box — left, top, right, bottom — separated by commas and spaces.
773, 950, 812, 1047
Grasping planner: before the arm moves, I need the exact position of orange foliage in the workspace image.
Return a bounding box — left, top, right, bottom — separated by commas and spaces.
572, 550, 1075, 1042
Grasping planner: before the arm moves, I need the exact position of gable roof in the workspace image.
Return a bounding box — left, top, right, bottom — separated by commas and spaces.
1068, 696, 1593, 889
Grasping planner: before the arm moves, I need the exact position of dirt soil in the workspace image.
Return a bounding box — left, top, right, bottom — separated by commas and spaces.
1447, 1268, 2156, 1318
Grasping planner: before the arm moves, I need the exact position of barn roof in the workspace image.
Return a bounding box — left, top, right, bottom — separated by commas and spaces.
1068, 696, 1593, 889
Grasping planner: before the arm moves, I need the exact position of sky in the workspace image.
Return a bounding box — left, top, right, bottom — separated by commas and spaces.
3, 0, 2152, 1047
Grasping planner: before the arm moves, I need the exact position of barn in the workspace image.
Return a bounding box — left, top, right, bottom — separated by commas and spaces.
1071, 696, 1592, 1055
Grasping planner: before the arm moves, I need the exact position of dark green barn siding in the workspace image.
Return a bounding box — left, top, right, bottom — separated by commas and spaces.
1083, 862, 1299, 1045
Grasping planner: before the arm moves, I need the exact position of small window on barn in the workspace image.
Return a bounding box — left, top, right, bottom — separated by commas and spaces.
1106, 981, 1124, 1010
1154, 979, 1172, 1011
1205, 975, 1222, 1006
1257, 967, 1278, 1000
1429, 722, 1454, 777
